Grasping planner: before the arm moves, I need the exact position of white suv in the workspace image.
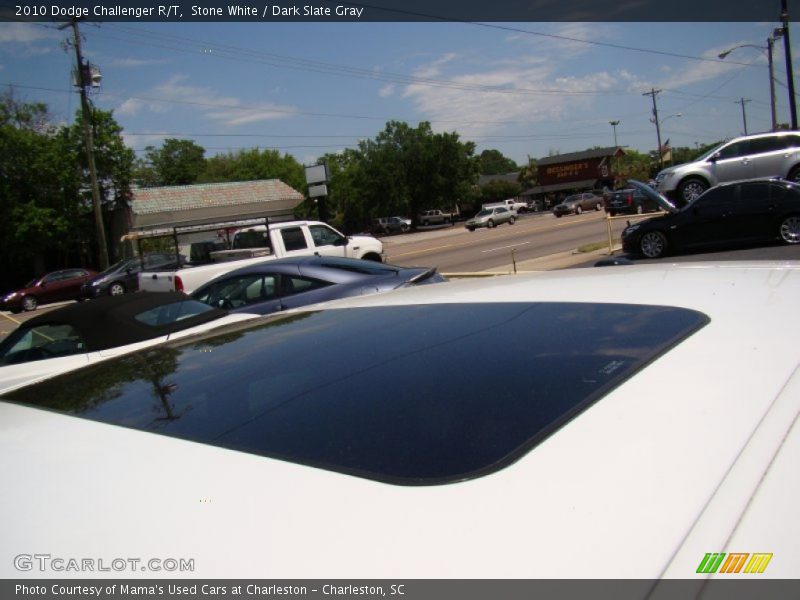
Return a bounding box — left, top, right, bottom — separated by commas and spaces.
655, 131, 800, 205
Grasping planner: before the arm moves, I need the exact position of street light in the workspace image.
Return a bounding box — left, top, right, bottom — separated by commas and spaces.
609, 120, 620, 146
718, 33, 781, 131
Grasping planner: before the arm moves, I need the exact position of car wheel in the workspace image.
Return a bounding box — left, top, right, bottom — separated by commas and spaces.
678, 178, 708, 204
609, 210, 617, 217
787, 166, 800, 184
555, 213, 562, 218
576, 206, 583, 215
636, 204, 644, 215
639, 231, 668, 259
108, 282, 126, 296
595, 202, 602, 211
22, 295, 38, 311
509, 216, 516, 225
487, 219, 495, 228
779, 215, 800, 244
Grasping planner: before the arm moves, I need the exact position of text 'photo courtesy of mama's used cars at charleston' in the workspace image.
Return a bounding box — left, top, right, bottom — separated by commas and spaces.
2, 262, 800, 578
621, 179, 800, 259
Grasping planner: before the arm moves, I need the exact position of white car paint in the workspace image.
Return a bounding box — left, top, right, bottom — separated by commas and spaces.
0, 313, 259, 395
1, 262, 798, 579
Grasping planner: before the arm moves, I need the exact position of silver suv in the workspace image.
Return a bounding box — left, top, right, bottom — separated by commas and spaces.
655, 131, 800, 205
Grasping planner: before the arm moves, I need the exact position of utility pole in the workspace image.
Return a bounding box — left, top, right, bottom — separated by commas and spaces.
643, 88, 664, 171
736, 98, 751, 135
61, 19, 109, 270
781, 0, 797, 129
609, 120, 620, 147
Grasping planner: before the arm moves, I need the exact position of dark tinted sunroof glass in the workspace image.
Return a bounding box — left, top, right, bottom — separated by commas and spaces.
2, 303, 708, 485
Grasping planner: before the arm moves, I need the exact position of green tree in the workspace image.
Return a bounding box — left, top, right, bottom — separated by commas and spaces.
349, 121, 477, 228
0, 92, 85, 285
477, 149, 518, 175
142, 138, 206, 186
477, 180, 522, 204
200, 148, 305, 192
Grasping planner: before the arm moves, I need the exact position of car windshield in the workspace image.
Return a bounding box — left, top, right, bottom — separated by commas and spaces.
99, 258, 138, 275
692, 141, 727, 163
476, 210, 492, 217
564, 195, 579, 203
3, 302, 708, 486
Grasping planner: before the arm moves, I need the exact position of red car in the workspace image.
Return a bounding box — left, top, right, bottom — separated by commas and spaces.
1, 268, 97, 313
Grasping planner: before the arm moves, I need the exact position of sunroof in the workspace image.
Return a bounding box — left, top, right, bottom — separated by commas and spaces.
2, 303, 708, 485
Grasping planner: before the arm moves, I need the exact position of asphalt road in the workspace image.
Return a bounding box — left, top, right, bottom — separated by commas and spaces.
382, 209, 630, 272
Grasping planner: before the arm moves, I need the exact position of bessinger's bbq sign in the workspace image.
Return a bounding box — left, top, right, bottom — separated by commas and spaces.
538, 156, 609, 186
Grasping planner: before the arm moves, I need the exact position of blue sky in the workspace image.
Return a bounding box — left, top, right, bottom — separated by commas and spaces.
0, 20, 794, 167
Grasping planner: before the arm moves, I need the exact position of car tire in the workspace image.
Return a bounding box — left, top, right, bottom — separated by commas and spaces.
609, 211, 617, 217
487, 219, 495, 228
22, 295, 38, 311
779, 215, 800, 244
576, 206, 583, 215
787, 166, 800, 184
595, 202, 602, 211
108, 282, 126, 296
555, 213, 562, 218
678, 177, 708, 204
509, 216, 516, 225
467, 227, 475, 232
639, 231, 668, 259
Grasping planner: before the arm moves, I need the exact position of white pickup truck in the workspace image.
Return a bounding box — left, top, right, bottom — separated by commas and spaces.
482, 198, 527, 213
139, 220, 384, 294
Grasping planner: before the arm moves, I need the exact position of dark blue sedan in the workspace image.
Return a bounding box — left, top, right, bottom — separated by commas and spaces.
190, 256, 446, 315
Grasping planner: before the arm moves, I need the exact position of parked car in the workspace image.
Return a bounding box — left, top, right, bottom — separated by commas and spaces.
655, 131, 800, 205
373, 216, 411, 235
621, 178, 800, 259
465, 206, 516, 231
191, 255, 446, 315
0, 268, 96, 313
604, 187, 662, 216
0, 291, 258, 394
418, 209, 457, 226
552, 192, 604, 217
80, 253, 186, 298
2, 262, 799, 578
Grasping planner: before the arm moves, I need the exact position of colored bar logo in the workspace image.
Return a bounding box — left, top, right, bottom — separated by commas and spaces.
696, 553, 773, 574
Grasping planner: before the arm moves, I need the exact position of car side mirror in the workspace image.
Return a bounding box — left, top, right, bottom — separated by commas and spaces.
334, 237, 349, 247
709, 152, 721, 163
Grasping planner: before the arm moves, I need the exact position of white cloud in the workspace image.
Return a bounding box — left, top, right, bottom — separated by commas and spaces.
379, 84, 395, 98
116, 75, 298, 126
0, 23, 55, 44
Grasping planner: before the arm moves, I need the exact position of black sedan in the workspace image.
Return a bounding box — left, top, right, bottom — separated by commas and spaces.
191, 256, 446, 315
621, 179, 800, 259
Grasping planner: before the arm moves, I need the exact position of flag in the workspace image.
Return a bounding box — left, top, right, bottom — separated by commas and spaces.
660, 138, 671, 162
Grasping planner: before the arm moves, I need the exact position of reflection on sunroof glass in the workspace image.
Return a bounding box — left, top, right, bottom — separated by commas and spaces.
3, 303, 708, 485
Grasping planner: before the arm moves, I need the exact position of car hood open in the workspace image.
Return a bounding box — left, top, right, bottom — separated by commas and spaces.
629, 179, 679, 214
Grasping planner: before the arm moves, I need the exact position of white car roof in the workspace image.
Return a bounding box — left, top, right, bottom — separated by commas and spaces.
1, 262, 798, 579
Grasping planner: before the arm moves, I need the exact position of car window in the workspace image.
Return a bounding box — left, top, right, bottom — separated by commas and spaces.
281, 276, 331, 296
309, 224, 345, 247
6, 302, 709, 485
0, 323, 86, 365
749, 137, 786, 155
194, 274, 278, 309
738, 182, 771, 205
496, 208, 508, 214
233, 230, 271, 250
716, 140, 751, 160
134, 300, 215, 327
280, 227, 308, 252
41, 272, 65, 284
692, 186, 734, 208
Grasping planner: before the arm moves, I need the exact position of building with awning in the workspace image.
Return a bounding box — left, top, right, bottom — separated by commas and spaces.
128, 179, 305, 231
112, 179, 306, 261
522, 147, 625, 208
